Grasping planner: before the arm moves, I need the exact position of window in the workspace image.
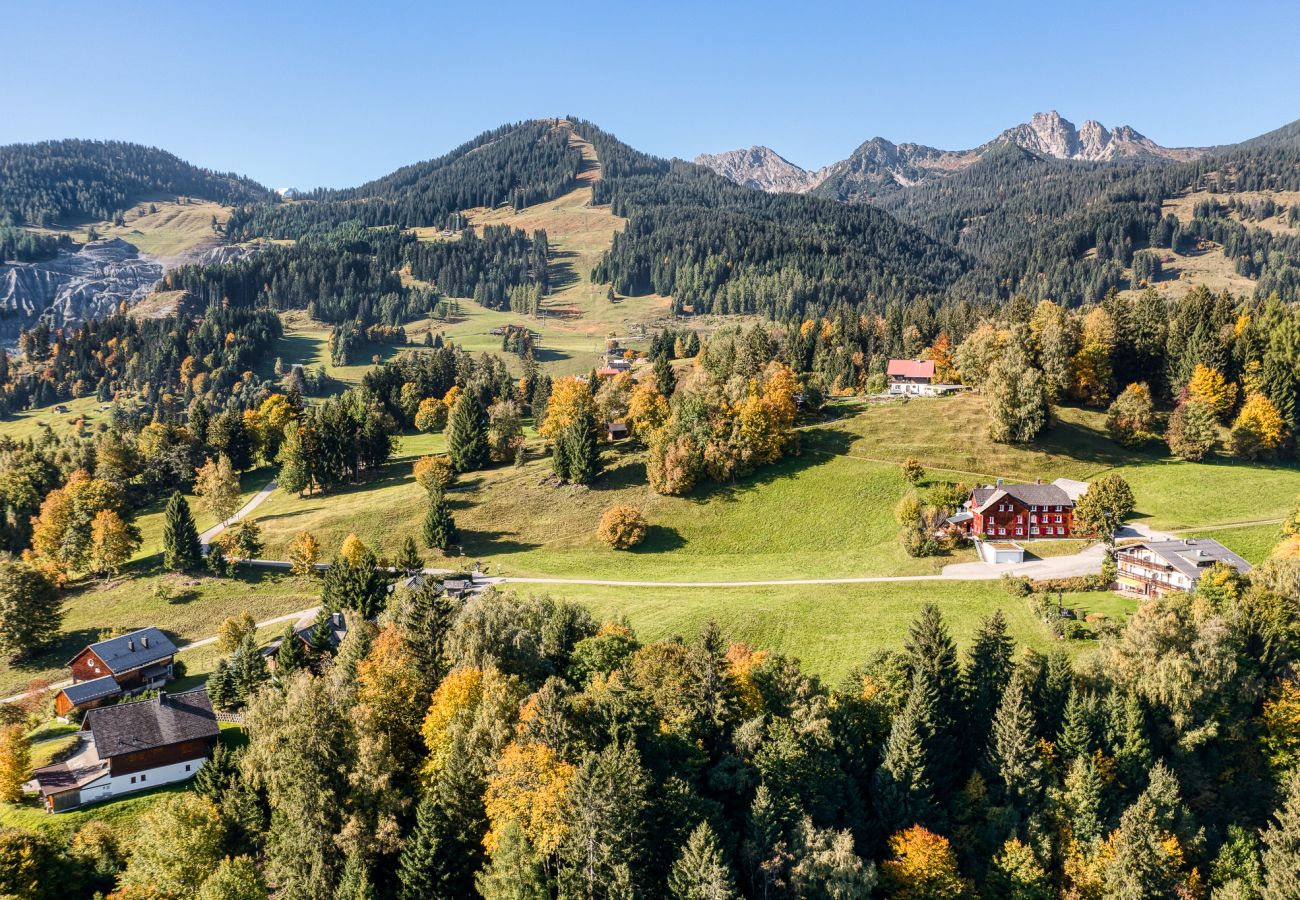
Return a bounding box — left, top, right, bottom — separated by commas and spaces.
185, 764, 191, 772
1015, 529, 1023, 536
130, 776, 136, 784
1030, 527, 1039, 535
140, 773, 146, 782
1056, 505, 1062, 512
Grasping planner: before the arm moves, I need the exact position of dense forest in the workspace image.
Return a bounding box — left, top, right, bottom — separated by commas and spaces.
223, 121, 583, 239
0, 225, 70, 263
0, 139, 271, 226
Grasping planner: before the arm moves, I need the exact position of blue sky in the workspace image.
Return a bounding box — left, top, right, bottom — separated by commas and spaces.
4, 0, 1297, 189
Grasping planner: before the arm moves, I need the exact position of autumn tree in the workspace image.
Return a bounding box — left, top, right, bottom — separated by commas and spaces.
954, 322, 1006, 389
1070, 307, 1117, 406
597, 505, 648, 550
287, 530, 321, 576
30, 470, 125, 575
0, 724, 31, 803
626, 381, 669, 438
1229, 392, 1286, 460
414, 397, 448, 433
194, 455, 242, 525
1106, 382, 1157, 447
879, 826, 967, 899
115, 794, 227, 898
901, 457, 925, 485
1187, 363, 1239, 421
540, 376, 596, 442
217, 610, 257, 654
89, 508, 140, 577
484, 741, 576, 861
413, 455, 455, 492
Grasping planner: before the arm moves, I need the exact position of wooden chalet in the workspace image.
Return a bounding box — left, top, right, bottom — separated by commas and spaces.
30, 689, 219, 812
57, 627, 177, 716
1115, 538, 1252, 598
885, 359, 963, 397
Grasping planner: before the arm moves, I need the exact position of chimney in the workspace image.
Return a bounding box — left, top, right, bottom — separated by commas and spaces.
1034, 478, 1041, 484
127, 639, 134, 652
996, 478, 1003, 487
142, 635, 149, 649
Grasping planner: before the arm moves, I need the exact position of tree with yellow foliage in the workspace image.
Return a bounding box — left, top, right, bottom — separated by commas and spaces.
1070, 307, 1117, 407
1264, 678, 1300, 774
1187, 364, 1239, 421
339, 533, 369, 566
1228, 392, 1286, 459
626, 382, 669, 438
413, 455, 455, 492
421, 667, 485, 783
354, 626, 428, 769
923, 333, 959, 384
484, 741, 576, 858
287, 530, 321, 576
30, 470, 127, 574
539, 377, 596, 442
880, 825, 968, 898
88, 508, 140, 577
0, 723, 31, 803
194, 455, 242, 526
414, 397, 448, 433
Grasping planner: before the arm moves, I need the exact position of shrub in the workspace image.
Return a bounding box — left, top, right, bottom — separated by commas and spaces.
597, 506, 648, 550
900, 457, 925, 485
414, 455, 455, 492
1000, 574, 1033, 597
899, 526, 939, 558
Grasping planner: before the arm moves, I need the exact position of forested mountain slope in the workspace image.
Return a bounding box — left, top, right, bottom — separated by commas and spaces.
0, 139, 270, 226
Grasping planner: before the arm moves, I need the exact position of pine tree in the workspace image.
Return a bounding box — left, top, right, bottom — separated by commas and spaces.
985, 838, 1052, 900
163, 491, 202, 572
557, 743, 651, 899
278, 421, 311, 496
668, 822, 738, 900
963, 609, 1015, 768
396, 536, 422, 574
476, 819, 548, 900
335, 846, 376, 900
447, 392, 489, 473
1264, 771, 1300, 899
397, 791, 446, 900
422, 487, 457, 552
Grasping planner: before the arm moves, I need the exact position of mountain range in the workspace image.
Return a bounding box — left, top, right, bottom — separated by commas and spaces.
696, 111, 1207, 201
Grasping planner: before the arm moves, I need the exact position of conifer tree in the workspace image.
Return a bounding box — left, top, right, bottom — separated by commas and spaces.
903, 604, 963, 795
557, 744, 651, 899
1261, 773, 1300, 900
963, 609, 1015, 767
278, 421, 311, 496
273, 624, 308, 677
654, 353, 677, 397
423, 487, 457, 552
335, 846, 376, 900
988, 675, 1046, 820
447, 392, 489, 473
163, 491, 202, 572
873, 672, 939, 834
985, 838, 1051, 900
396, 535, 422, 574
668, 821, 738, 900
476, 819, 548, 900
1060, 755, 1105, 846
559, 407, 601, 485
1057, 688, 1097, 762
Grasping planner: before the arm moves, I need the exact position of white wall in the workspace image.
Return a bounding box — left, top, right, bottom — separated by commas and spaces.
66, 756, 208, 810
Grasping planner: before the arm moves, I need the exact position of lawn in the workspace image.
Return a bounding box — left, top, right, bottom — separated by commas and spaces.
812, 394, 1300, 529
250, 429, 979, 582
544, 579, 1105, 684
0, 395, 134, 443
1184, 521, 1286, 564
0, 567, 319, 698
30, 198, 231, 261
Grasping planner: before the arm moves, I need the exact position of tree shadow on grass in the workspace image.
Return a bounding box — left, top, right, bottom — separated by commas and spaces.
686, 427, 856, 505
456, 528, 541, 558
630, 524, 686, 553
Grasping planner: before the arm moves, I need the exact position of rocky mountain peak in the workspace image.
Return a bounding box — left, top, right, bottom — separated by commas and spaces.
692, 146, 828, 193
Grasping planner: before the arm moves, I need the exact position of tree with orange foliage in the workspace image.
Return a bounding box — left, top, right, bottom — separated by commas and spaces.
30, 470, 127, 574
89, 508, 141, 577
540, 376, 596, 442
924, 334, 959, 384
880, 826, 968, 898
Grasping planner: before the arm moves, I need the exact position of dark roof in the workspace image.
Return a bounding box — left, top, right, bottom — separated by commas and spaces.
295, 611, 348, 650
59, 676, 122, 707
71, 627, 177, 673
83, 689, 218, 758
972, 483, 1073, 512
1120, 539, 1254, 581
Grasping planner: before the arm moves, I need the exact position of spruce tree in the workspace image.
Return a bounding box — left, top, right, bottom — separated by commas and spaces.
559, 408, 600, 485
873, 672, 939, 835
447, 392, 489, 473
963, 609, 1014, 768
476, 819, 547, 900
336, 846, 376, 900
1057, 688, 1097, 762
397, 792, 446, 900
988, 675, 1045, 820
422, 488, 457, 552
1060, 755, 1105, 846
903, 604, 963, 796
278, 421, 311, 496
274, 623, 308, 677
654, 353, 677, 396
668, 822, 738, 900
163, 491, 202, 572
557, 744, 651, 898
1263, 771, 1300, 899
396, 536, 422, 574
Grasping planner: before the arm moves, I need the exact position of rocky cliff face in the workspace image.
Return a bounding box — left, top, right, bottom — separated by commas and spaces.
692, 146, 829, 193
0, 239, 163, 346
697, 111, 1206, 199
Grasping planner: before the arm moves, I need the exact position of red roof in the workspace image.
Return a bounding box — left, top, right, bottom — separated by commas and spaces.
886, 359, 935, 379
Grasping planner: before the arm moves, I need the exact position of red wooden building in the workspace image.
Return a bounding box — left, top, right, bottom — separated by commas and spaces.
964, 481, 1081, 540
56, 627, 177, 716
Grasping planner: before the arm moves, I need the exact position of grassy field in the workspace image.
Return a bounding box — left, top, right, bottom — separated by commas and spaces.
816, 394, 1300, 528
1184, 521, 1287, 564
0, 567, 317, 698
31, 198, 231, 261
547, 579, 1123, 684
0, 395, 144, 443
251, 430, 978, 582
